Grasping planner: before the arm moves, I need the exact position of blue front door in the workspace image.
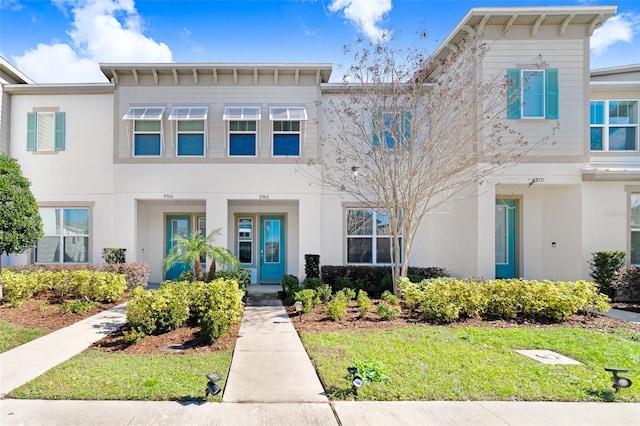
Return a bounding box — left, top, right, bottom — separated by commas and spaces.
260, 215, 285, 283
165, 215, 191, 280
495, 200, 517, 279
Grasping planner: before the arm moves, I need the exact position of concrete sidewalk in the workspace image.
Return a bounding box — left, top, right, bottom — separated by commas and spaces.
0, 303, 127, 396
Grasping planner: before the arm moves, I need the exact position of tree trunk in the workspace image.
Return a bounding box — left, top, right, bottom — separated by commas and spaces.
194, 259, 203, 281
207, 260, 217, 282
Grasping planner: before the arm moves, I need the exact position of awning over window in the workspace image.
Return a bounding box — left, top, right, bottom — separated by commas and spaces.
269, 107, 307, 121
223, 106, 261, 121
168, 107, 209, 120
122, 107, 165, 120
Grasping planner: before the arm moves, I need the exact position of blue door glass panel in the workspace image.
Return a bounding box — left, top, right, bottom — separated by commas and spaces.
495, 200, 517, 279
134, 135, 161, 156
260, 215, 285, 282
177, 134, 204, 156
273, 134, 300, 156
165, 215, 191, 280
230, 134, 256, 156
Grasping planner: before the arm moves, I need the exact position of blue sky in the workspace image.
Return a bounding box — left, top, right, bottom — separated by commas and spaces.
1, 0, 639, 83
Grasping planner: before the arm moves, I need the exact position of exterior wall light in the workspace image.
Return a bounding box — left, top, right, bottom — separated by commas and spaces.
347, 367, 363, 396
605, 367, 632, 392
351, 166, 359, 179
205, 372, 222, 397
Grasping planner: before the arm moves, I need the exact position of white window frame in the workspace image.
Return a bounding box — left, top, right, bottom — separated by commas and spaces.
346, 208, 402, 265
631, 194, 640, 265
35, 207, 90, 264
168, 107, 208, 157
123, 107, 165, 157
237, 217, 254, 265
590, 100, 639, 152
269, 107, 307, 157
520, 69, 546, 119
224, 106, 261, 157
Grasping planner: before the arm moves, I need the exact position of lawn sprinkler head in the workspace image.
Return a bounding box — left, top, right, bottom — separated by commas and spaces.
205, 372, 222, 398
605, 367, 632, 393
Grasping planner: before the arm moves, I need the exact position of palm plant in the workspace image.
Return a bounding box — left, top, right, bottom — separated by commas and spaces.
163, 228, 240, 282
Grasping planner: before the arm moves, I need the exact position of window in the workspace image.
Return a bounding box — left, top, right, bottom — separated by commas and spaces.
223, 106, 261, 157
34, 208, 89, 263
123, 107, 165, 156
27, 112, 65, 151
346, 208, 402, 264
372, 110, 412, 148
169, 107, 208, 157
269, 107, 307, 156
590, 100, 638, 151
632, 195, 640, 264
507, 68, 559, 119
237, 218, 253, 264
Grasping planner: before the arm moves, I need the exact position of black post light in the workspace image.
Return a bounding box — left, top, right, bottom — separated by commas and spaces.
605, 367, 632, 392
347, 367, 363, 396
205, 372, 222, 398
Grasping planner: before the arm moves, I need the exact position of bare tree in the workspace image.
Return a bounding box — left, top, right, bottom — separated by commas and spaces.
305, 32, 555, 295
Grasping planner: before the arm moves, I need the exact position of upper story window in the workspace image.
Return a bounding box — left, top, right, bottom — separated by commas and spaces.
269, 107, 307, 157
27, 112, 65, 152
346, 208, 402, 264
590, 100, 638, 151
507, 68, 559, 120
35, 207, 89, 263
123, 107, 165, 157
168, 107, 208, 157
372, 110, 412, 149
223, 107, 261, 157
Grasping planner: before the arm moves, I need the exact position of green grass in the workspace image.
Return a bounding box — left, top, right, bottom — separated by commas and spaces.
9, 349, 233, 401
0, 320, 48, 353
301, 325, 640, 402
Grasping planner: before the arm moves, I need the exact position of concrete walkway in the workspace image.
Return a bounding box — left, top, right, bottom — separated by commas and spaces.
1, 287, 640, 425
0, 303, 127, 396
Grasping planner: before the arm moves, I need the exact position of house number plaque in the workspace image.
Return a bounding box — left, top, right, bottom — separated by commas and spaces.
259, 194, 269, 200
163, 194, 174, 199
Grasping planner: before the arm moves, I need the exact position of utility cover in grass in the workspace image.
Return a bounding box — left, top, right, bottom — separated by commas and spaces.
514, 350, 582, 365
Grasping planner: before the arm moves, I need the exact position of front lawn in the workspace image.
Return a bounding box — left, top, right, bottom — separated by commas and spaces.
301, 325, 640, 402
0, 320, 47, 353
8, 349, 233, 401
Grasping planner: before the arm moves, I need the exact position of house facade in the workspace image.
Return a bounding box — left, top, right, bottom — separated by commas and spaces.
2, 5, 639, 284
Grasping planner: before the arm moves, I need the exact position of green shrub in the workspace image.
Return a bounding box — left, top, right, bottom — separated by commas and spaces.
316, 284, 333, 303
295, 289, 320, 313
71, 271, 127, 302
102, 262, 150, 289
215, 269, 251, 291
1, 271, 42, 305
617, 266, 640, 302
197, 279, 245, 344
326, 293, 349, 321
281, 274, 299, 292
589, 250, 626, 298
101, 248, 126, 264
356, 290, 372, 316
398, 278, 422, 310
304, 254, 320, 278
303, 277, 322, 290
126, 285, 190, 335
122, 327, 146, 344
376, 301, 401, 321
380, 290, 399, 305
340, 287, 357, 300
346, 359, 390, 384
60, 299, 95, 314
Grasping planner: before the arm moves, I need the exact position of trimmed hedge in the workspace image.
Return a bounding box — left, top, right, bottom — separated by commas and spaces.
215, 269, 251, 291
1, 270, 127, 306
320, 265, 449, 297
7, 262, 150, 290
616, 266, 640, 302
399, 277, 610, 324
126, 278, 244, 344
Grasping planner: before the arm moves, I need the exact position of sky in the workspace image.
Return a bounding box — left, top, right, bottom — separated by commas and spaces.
1, 0, 639, 84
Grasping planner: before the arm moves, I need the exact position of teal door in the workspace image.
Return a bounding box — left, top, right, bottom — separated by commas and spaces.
165, 215, 191, 280
260, 215, 285, 283
495, 200, 517, 279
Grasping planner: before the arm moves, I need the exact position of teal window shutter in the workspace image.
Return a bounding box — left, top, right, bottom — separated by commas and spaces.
27, 112, 37, 151
403, 110, 412, 146
545, 69, 559, 119
372, 112, 381, 146
54, 112, 66, 151
507, 69, 521, 119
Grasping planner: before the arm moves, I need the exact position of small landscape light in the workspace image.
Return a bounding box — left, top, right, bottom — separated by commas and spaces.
347, 367, 363, 396
205, 372, 222, 397
294, 301, 303, 321
605, 367, 632, 392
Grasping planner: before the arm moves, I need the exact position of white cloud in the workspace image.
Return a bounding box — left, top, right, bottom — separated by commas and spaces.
591, 13, 640, 56
329, 0, 392, 41
13, 0, 172, 83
